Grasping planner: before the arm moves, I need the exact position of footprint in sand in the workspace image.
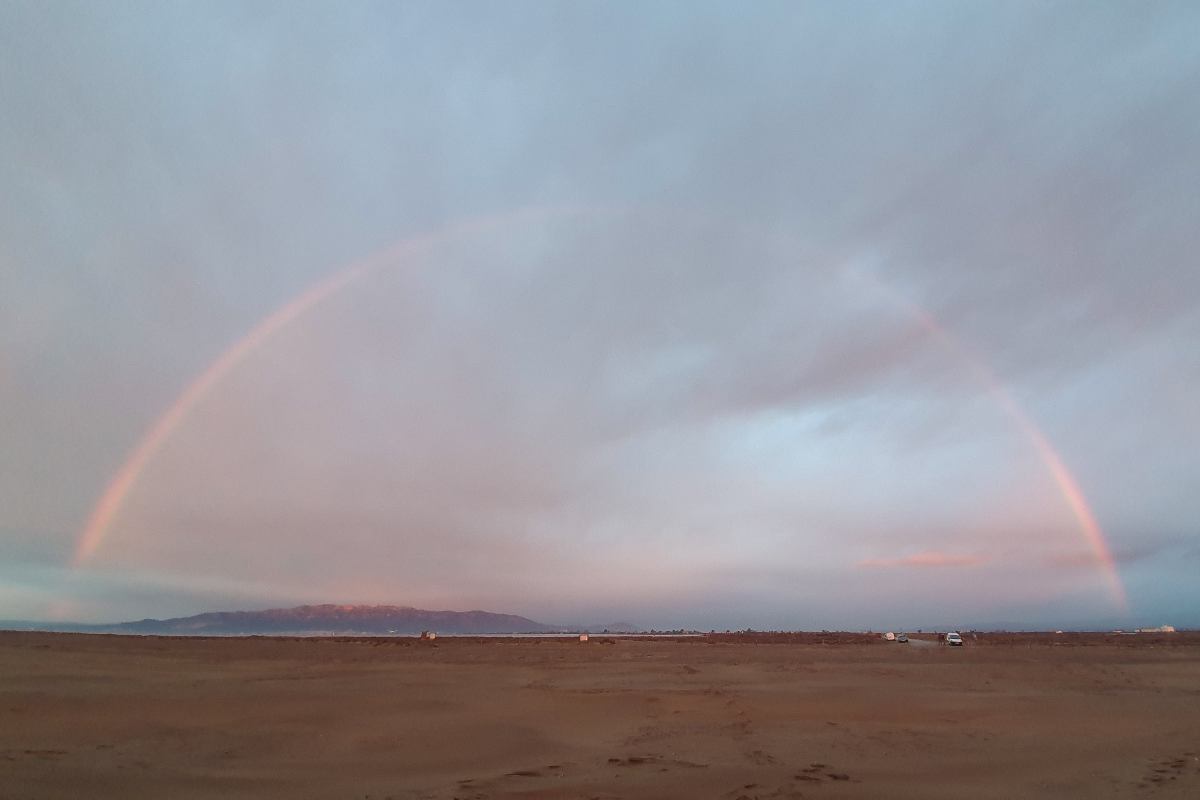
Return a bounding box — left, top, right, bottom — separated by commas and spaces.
23, 750, 67, 759
725, 783, 806, 799
791, 763, 853, 784
1138, 752, 1199, 788
744, 749, 776, 765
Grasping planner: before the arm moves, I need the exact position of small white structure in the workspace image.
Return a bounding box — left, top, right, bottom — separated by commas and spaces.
419, 630, 437, 640
579, 633, 589, 642
883, 631, 896, 641
1137, 625, 1176, 633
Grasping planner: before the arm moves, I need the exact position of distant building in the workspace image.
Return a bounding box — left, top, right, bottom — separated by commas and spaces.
1136, 625, 1176, 633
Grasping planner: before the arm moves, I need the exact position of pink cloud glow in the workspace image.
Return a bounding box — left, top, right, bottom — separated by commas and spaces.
857, 551, 987, 569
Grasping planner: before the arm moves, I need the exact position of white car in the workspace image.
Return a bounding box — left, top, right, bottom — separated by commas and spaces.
945, 632, 964, 646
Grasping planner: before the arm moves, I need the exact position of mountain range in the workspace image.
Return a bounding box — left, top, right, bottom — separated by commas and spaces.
0, 604, 640, 636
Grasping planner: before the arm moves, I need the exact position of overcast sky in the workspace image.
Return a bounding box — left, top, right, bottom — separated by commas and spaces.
2, 1, 1198, 629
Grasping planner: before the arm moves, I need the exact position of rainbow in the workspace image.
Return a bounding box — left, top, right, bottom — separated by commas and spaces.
73, 207, 557, 565
73, 262, 368, 565
71, 212, 1129, 612
856, 276, 1128, 611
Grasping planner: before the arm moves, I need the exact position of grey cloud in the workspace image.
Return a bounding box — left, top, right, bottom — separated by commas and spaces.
2, 2, 1198, 626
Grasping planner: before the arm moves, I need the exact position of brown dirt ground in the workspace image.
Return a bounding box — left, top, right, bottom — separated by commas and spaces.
1, 630, 1198, 799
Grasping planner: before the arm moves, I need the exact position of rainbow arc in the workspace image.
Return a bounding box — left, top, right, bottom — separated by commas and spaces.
72, 210, 1129, 613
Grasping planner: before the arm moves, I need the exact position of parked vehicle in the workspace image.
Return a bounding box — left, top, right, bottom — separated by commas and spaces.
897, 633, 909, 643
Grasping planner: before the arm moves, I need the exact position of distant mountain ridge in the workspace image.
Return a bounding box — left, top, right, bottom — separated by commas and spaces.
115, 604, 558, 635
0, 605, 640, 636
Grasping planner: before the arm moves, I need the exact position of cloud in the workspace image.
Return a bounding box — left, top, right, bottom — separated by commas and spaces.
857, 552, 988, 570
1044, 541, 1184, 570
0, 3, 1197, 626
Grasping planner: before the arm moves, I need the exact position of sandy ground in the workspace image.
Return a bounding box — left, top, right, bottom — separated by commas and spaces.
2, 631, 1199, 799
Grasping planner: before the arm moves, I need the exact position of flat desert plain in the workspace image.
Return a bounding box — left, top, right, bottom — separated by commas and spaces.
2, 631, 1199, 799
